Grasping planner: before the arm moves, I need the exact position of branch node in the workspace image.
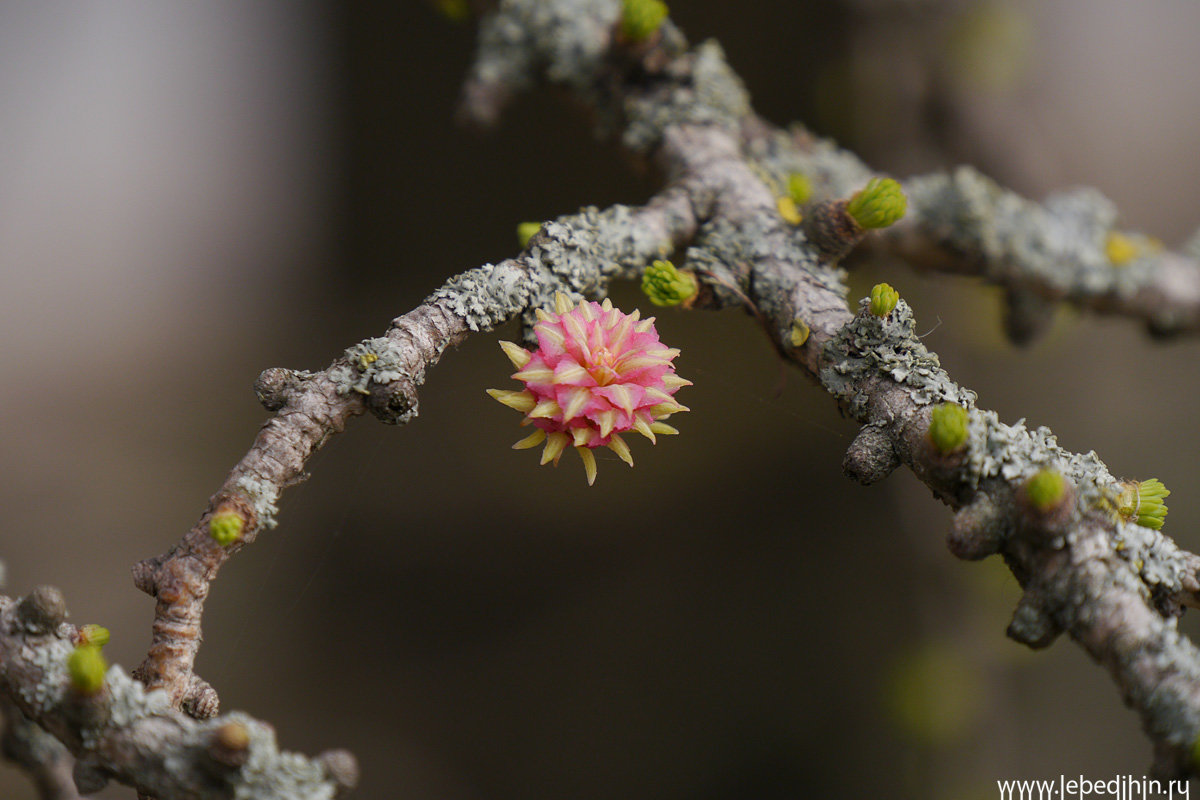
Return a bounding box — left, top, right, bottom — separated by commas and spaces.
1002, 287, 1057, 347
73, 757, 111, 794
842, 423, 899, 485
367, 378, 420, 425
181, 676, 219, 720
207, 721, 251, 769
16, 586, 67, 634
801, 200, 863, 263
130, 561, 160, 596
948, 494, 1007, 560
254, 367, 304, 411
317, 749, 360, 797
1006, 592, 1063, 649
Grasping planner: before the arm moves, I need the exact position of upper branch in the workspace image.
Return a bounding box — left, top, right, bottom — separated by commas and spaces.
8, 0, 1195, 794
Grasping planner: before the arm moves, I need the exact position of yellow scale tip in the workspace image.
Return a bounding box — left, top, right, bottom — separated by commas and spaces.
499, 340, 532, 369
608, 434, 634, 467
633, 417, 657, 443
488, 389, 536, 413
513, 430, 546, 450
577, 447, 598, 485
541, 432, 570, 465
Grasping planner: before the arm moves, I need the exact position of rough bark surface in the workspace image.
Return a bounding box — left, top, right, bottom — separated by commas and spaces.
6, 0, 1200, 795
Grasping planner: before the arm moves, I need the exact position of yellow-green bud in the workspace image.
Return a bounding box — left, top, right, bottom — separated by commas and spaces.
435, 0, 469, 22
789, 320, 810, 347
869, 283, 899, 317
209, 508, 245, 547
776, 196, 802, 225
1105, 232, 1138, 265
1116, 478, 1170, 530
67, 645, 107, 695
78, 624, 110, 649
786, 173, 812, 205
847, 178, 907, 229
1024, 469, 1066, 512
928, 403, 969, 454
517, 222, 542, 249
641, 259, 698, 307
620, 0, 668, 42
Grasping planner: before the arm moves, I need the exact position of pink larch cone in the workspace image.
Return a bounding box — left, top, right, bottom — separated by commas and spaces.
488, 292, 691, 484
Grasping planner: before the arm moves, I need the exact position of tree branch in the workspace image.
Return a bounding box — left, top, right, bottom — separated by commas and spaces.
0, 588, 355, 798
8, 0, 1200, 795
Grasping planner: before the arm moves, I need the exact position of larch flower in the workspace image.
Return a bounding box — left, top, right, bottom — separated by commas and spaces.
488, 292, 691, 485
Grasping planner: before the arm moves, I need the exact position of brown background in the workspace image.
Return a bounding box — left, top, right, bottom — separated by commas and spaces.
4, 1, 1200, 798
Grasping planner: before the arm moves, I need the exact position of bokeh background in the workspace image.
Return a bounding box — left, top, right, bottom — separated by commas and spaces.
4, 1, 1200, 798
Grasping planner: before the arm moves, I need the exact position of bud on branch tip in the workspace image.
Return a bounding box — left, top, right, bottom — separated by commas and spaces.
869, 283, 899, 317
641, 259, 698, 307
78, 624, 110, 649
517, 222, 542, 249
928, 403, 969, 454
209, 507, 245, 547
847, 178, 907, 229
67, 644, 107, 695
1116, 478, 1170, 529
1024, 469, 1067, 513
621, 0, 668, 42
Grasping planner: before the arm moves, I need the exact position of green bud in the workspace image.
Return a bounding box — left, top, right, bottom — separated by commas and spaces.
928, 403, 969, 454
641, 259, 698, 307
620, 0, 668, 42
517, 222, 542, 249
209, 508, 245, 548
1024, 469, 1066, 513
1117, 478, 1169, 530
869, 283, 899, 318
846, 178, 907, 229
67, 645, 107, 695
78, 624, 110, 649
786, 173, 812, 205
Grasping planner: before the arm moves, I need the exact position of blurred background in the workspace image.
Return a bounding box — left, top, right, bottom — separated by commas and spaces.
3, 1, 1200, 798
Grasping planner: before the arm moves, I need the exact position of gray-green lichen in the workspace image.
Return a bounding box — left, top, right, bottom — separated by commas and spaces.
623, 40, 750, 154
962, 412, 1110, 495
2, 597, 340, 799
746, 128, 875, 206
904, 167, 1159, 299
233, 475, 281, 531
683, 215, 835, 308
79, 666, 170, 749
18, 638, 69, 709
471, 0, 619, 100
820, 299, 976, 416
225, 712, 335, 800
957, 411, 1196, 598
426, 204, 671, 335
331, 338, 413, 396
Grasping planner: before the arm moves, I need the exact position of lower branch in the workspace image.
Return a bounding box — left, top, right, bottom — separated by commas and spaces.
0, 588, 356, 799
